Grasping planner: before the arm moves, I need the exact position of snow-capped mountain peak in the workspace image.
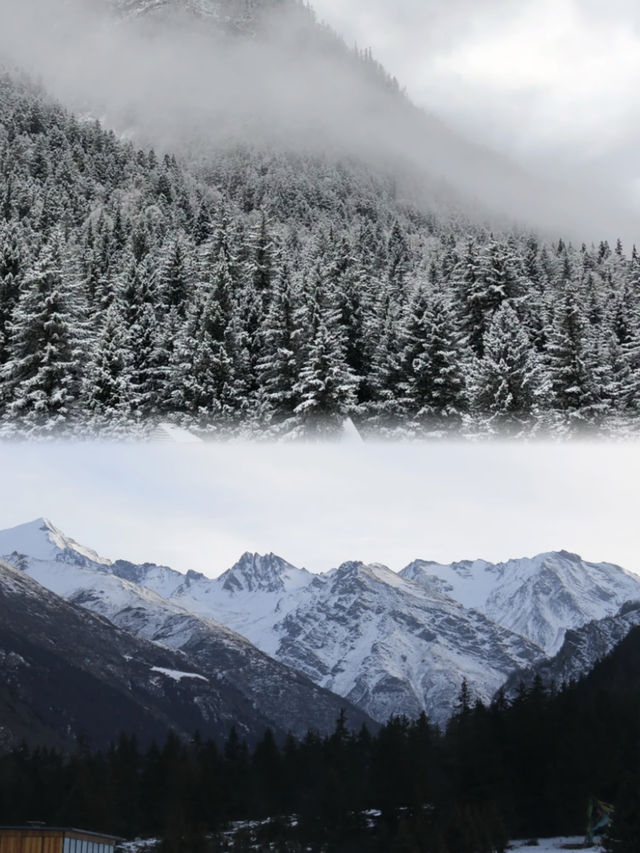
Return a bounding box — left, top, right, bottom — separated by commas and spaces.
3, 518, 640, 726
0, 518, 111, 568
218, 551, 312, 594
401, 551, 640, 654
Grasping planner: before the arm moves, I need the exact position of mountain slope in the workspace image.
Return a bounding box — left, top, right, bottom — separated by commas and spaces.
260, 561, 544, 724
0, 56, 639, 438
111, 0, 299, 27
401, 552, 640, 654
113, 551, 315, 655
5, 519, 640, 726
502, 600, 640, 696
0, 520, 374, 739
0, 558, 282, 750
0, 520, 545, 725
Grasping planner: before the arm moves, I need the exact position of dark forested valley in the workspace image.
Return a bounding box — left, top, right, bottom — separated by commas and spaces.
1, 72, 640, 439
3, 627, 640, 852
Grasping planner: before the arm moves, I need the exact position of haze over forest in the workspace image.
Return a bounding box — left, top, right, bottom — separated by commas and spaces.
0, 0, 637, 242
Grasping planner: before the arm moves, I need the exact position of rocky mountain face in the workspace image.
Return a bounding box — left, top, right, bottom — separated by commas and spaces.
502, 600, 640, 696
8, 523, 542, 723
3, 519, 640, 729
108, 0, 290, 18
260, 560, 544, 725
0, 520, 374, 745
0, 558, 281, 750
104, 538, 640, 722
0, 520, 539, 726
401, 552, 640, 654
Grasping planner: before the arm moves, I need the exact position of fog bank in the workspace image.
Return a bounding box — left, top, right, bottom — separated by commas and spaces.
0, 0, 638, 241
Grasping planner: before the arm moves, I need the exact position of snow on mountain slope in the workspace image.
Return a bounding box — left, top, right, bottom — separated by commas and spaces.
111, 551, 314, 656
401, 552, 640, 654
6, 519, 639, 725
262, 560, 544, 724
108, 552, 547, 724
0, 520, 374, 737
108, 550, 546, 722
0, 518, 111, 567
502, 600, 640, 697
106, 0, 294, 28
0, 558, 278, 748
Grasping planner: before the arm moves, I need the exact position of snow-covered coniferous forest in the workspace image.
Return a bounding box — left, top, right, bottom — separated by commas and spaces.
0, 0, 639, 439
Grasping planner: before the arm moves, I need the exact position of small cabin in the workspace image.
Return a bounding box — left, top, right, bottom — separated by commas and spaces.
0, 828, 120, 853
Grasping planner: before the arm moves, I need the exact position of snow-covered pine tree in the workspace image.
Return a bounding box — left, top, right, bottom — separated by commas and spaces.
120, 257, 167, 421
454, 239, 486, 358
84, 301, 132, 433
1, 239, 81, 434
0, 222, 24, 365
365, 286, 404, 430
398, 286, 469, 432
545, 281, 600, 431
469, 301, 548, 435
256, 263, 304, 431
158, 237, 195, 319
292, 269, 359, 437
173, 240, 249, 429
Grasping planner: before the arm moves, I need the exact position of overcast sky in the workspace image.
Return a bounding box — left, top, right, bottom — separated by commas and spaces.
1, 441, 639, 578
312, 0, 640, 211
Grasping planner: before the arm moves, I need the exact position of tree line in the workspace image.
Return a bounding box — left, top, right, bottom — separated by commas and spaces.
2, 642, 640, 852
1, 73, 640, 439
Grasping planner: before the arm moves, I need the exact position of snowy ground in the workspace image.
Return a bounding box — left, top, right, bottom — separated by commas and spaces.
512, 839, 603, 852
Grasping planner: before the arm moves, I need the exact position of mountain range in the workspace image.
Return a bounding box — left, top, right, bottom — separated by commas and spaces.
0, 521, 374, 750
2, 518, 640, 743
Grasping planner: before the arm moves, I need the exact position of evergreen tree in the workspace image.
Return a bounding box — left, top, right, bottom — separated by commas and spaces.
545, 283, 599, 430
84, 302, 132, 430
398, 288, 468, 431
158, 238, 194, 318
257, 264, 303, 430
1, 240, 81, 433
292, 308, 360, 437
470, 302, 548, 434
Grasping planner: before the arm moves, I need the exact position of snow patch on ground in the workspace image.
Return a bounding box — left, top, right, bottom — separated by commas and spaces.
150, 666, 208, 682
512, 839, 603, 852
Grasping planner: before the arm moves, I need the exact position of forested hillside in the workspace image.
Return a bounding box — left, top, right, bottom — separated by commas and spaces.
1, 72, 640, 438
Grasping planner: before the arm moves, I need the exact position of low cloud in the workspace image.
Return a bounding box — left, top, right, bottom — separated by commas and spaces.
315, 0, 640, 228
0, 0, 637, 241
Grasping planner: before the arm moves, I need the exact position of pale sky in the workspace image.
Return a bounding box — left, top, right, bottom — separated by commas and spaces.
311, 0, 640, 209
1, 5, 640, 582
1, 441, 639, 578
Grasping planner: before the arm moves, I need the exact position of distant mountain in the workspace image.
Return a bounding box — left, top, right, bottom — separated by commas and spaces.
0, 519, 374, 742
401, 552, 640, 654
150, 555, 545, 724
25, 524, 543, 723
254, 560, 544, 725
502, 600, 640, 696
104, 0, 302, 34
0, 520, 540, 724
127, 543, 640, 717
118, 551, 315, 655
0, 558, 280, 750
108, 0, 292, 19
4, 519, 640, 727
